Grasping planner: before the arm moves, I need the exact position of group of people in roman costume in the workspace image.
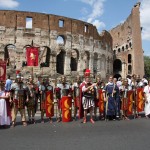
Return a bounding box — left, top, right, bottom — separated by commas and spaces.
1, 70, 150, 128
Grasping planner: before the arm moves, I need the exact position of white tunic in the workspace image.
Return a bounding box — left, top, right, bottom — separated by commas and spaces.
143, 85, 150, 116
0, 91, 10, 125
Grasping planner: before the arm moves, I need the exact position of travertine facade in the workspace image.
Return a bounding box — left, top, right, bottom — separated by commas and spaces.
110, 2, 144, 79
0, 2, 144, 80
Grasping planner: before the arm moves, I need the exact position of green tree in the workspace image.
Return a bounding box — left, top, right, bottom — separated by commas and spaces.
144, 56, 150, 78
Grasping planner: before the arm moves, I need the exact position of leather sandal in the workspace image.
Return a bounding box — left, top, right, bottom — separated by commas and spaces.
23, 122, 27, 126
11, 122, 15, 128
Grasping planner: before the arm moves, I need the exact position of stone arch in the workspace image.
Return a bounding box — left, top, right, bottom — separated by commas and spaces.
4, 44, 16, 67
113, 59, 122, 74
70, 49, 79, 71
39, 46, 51, 67
56, 35, 65, 46
56, 49, 66, 75
93, 53, 98, 74
83, 51, 90, 69
101, 54, 106, 70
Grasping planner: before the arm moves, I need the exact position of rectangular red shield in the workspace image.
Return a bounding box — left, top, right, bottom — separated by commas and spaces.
98, 89, 104, 113
62, 96, 72, 122
46, 91, 54, 117
127, 90, 134, 115
26, 47, 38, 66
136, 88, 144, 112
0, 60, 6, 81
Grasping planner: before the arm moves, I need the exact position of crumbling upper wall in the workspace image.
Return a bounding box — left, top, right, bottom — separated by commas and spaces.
99, 30, 113, 49
109, 14, 132, 49
0, 10, 111, 43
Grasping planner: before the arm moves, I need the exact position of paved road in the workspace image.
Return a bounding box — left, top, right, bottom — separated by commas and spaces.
0, 117, 150, 150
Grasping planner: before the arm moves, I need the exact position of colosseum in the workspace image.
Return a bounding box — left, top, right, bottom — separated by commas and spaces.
0, 2, 144, 80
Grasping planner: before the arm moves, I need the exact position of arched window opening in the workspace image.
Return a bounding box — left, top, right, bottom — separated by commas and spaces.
126, 44, 128, 50
113, 59, 122, 73
70, 49, 79, 71
4, 44, 16, 67
118, 48, 120, 52
56, 50, 65, 74
39, 47, 51, 67
128, 54, 132, 63
122, 46, 124, 51
57, 36, 65, 45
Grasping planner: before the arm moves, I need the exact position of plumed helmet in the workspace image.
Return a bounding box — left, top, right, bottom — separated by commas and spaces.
16, 74, 21, 79
84, 69, 91, 77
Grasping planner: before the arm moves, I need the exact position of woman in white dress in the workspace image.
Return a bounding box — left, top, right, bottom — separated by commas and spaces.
143, 80, 150, 118
0, 82, 11, 126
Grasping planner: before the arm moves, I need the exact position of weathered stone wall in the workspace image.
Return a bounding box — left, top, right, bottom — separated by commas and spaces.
109, 2, 144, 78
0, 3, 144, 80
0, 10, 113, 79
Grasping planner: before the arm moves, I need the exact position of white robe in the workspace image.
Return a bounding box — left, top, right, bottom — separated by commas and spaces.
0, 92, 10, 125
143, 85, 150, 116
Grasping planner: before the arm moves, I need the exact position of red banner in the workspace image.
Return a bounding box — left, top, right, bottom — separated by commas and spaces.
136, 88, 144, 112
127, 90, 134, 115
26, 47, 38, 66
62, 96, 72, 122
98, 89, 104, 113
46, 91, 54, 117
0, 60, 6, 81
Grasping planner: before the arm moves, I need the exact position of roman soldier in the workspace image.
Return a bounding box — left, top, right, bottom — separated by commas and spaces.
10, 74, 28, 127
81, 69, 96, 124
26, 76, 37, 124
93, 76, 101, 121
72, 75, 81, 120
55, 76, 71, 122
120, 79, 132, 120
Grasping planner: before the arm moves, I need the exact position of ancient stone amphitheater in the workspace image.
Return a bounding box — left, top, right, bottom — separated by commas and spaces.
0, 2, 144, 80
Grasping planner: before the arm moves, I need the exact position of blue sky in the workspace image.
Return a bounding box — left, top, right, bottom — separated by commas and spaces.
0, 0, 149, 56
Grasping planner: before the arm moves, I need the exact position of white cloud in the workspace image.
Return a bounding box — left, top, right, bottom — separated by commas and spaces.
0, 0, 19, 8
92, 20, 105, 30
80, 0, 106, 31
140, 0, 150, 41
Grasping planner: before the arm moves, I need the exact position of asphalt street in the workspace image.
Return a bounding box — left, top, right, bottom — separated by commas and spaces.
0, 117, 150, 150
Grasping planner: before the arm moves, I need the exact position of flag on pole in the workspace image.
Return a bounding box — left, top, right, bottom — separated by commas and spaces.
26, 47, 38, 66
